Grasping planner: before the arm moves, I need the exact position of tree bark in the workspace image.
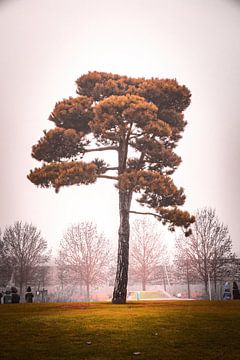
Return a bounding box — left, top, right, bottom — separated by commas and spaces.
19, 268, 23, 296
204, 278, 208, 296
112, 190, 132, 304
186, 260, 191, 299
163, 273, 166, 292
86, 282, 90, 302
214, 270, 217, 296
142, 280, 146, 291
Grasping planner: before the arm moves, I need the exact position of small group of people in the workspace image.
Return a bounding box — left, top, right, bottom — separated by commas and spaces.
0, 286, 20, 304
0, 286, 34, 304
223, 281, 240, 300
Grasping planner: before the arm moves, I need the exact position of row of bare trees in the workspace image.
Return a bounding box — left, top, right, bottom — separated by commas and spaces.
0, 208, 238, 300
0, 219, 168, 299
55, 219, 168, 300
174, 208, 238, 298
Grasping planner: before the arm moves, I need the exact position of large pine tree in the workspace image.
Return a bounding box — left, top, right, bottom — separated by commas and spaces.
28, 71, 194, 303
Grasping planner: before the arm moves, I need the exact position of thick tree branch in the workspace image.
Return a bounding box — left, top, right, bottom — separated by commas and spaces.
98, 175, 119, 180
128, 151, 146, 192
137, 152, 145, 169
123, 122, 133, 167
105, 167, 119, 171
129, 210, 161, 219
129, 132, 147, 140
84, 146, 118, 153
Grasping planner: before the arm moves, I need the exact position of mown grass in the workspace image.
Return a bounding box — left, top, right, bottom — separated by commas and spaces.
0, 301, 240, 360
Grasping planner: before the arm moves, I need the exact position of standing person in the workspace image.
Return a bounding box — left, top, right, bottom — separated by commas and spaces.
223, 281, 231, 300
25, 286, 34, 303
232, 281, 240, 300
11, 286, 20, 304
0, 290, 3, 304
3, 287, 12, 304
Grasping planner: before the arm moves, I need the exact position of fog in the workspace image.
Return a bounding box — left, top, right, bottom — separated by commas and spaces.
0, 0, 239, 254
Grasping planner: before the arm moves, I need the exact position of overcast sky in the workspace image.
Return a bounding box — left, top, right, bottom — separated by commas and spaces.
0, 0, 239, 255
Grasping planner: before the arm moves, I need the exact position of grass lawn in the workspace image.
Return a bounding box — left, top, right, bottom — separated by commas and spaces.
0, 300, 240, 360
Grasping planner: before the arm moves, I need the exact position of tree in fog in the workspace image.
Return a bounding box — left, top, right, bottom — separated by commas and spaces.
34, 265, 51, 289
174, 208, 234, 296
1, 221, 50, 294
28, 71, 194, 303
174, 237, 198, 298
56, 259, 69, 290
129, 219, 168, 291
0, 229, 12, 287
56, 222, 110, 301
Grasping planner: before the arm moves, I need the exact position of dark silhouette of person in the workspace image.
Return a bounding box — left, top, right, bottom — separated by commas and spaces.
3, 287, 12, 304
223, 281, 231, 300
11, 286, 20, 303
0, 291, 3, 304
232, 281, 240, 300
25, 286, 34, 303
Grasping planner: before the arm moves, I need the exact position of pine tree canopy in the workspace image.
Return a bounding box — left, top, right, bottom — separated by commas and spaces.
28, 71, 194, 233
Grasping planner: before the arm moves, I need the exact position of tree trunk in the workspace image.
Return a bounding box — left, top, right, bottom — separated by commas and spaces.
214, 271, 217, 296
204, 278, 208, 296
20, 283, 23, 296
186, 260, 191, 299
19, 268, 23, 296
112, 190, 132, 304
86, 282, 90, 302
163, 275, 166, 291
142, 280, 146, 291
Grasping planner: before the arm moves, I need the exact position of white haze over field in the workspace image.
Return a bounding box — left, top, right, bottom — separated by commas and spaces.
0, 0, 240, 255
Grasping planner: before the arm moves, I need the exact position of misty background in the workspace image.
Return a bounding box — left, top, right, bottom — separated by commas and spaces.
0, 0, 239, 255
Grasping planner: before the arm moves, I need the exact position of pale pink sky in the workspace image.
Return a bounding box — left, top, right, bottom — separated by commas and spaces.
0, 0, 239, 254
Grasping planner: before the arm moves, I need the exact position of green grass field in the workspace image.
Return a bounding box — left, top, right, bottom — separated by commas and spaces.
0, 301, 240, 360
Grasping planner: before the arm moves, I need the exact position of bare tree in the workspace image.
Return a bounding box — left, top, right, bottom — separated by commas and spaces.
34, 265, 51, 289
1, 221, 50, 294
0, 229, 12, 287
56, 222, 110, 301
56, 259, 69, 290
174, 208, 234, 297
174, 237, 198, 298
129, 219, 168, 291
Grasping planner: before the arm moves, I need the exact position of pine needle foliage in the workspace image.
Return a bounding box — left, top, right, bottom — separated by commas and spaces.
28, 71, 194, 303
